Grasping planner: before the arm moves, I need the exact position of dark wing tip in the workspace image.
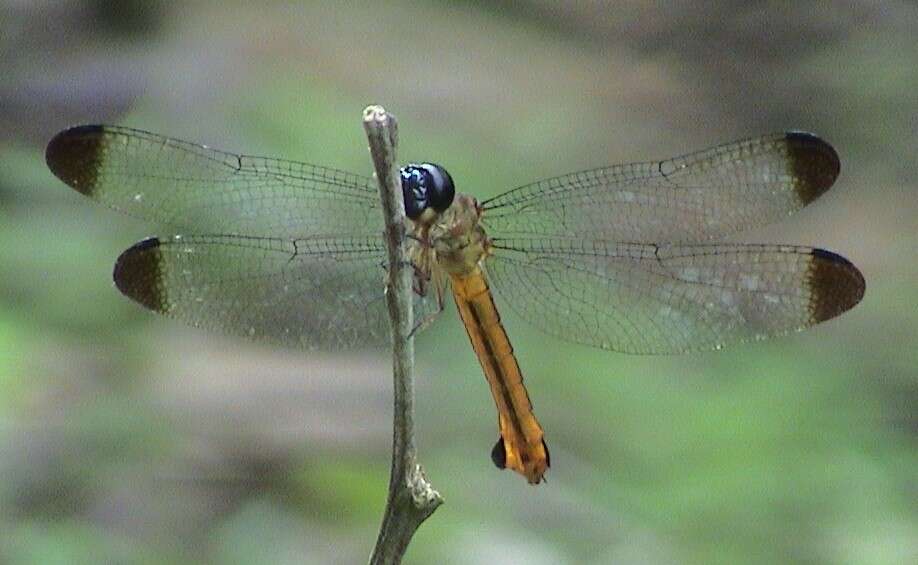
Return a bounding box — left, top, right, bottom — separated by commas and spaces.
114, 237, 169, 313
807, 248, 865, 323
46, 125, 107, 195
784, 131, 841, 205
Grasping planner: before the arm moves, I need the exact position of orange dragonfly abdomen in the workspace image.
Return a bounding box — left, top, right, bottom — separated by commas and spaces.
450, 266, 549, 484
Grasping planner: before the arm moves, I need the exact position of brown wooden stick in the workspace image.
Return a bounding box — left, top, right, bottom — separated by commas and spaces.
364, 105, 442, 565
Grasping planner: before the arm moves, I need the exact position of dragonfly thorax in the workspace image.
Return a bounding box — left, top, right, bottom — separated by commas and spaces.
428, 193, 489, 276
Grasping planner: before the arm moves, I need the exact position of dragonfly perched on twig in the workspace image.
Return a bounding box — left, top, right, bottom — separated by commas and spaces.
46, 125, 865, 484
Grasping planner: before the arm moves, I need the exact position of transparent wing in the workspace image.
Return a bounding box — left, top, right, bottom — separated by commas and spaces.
482, 132, 840, 242
46, 124, 381, 238
46, 125, 442, 348
113, 234, 440, 349
485, 238, 865, 354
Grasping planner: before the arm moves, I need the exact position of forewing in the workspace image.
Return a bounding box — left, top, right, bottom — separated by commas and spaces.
485, 238, 864, 354
46, 125, 381, 238
113, 234, 440, 349
482, 132, 839, 242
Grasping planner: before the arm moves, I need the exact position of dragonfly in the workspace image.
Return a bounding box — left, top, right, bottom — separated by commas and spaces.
46, 124, 865, 484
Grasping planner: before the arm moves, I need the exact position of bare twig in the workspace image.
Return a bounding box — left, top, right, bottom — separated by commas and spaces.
364, 105, 442, 565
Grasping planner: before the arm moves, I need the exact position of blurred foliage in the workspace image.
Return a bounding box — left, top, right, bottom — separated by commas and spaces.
1, 1, 916, 564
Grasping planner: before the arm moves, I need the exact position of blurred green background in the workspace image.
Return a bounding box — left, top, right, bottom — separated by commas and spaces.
2, 1, 916, 564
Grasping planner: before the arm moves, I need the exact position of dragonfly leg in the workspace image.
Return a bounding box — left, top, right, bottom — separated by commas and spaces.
411, 262, 431, 296
410, 277, 445, 338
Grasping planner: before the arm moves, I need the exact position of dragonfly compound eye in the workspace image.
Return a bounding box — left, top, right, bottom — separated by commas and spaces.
420, 163, 455, 213
400, 163, 455, 219
400, 165, 427, 219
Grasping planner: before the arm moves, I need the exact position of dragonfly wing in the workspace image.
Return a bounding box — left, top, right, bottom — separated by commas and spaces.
47, 125, 442, 348
482, 132, 839, 242
113, 234, 440, 349
485, 238, 864, 354
46, 125, 381, 238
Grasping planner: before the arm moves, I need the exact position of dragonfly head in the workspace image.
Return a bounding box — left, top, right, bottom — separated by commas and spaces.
400, 163, 455, 221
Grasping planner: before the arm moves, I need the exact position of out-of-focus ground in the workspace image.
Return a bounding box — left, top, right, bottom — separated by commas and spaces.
1, 2, 916, 564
